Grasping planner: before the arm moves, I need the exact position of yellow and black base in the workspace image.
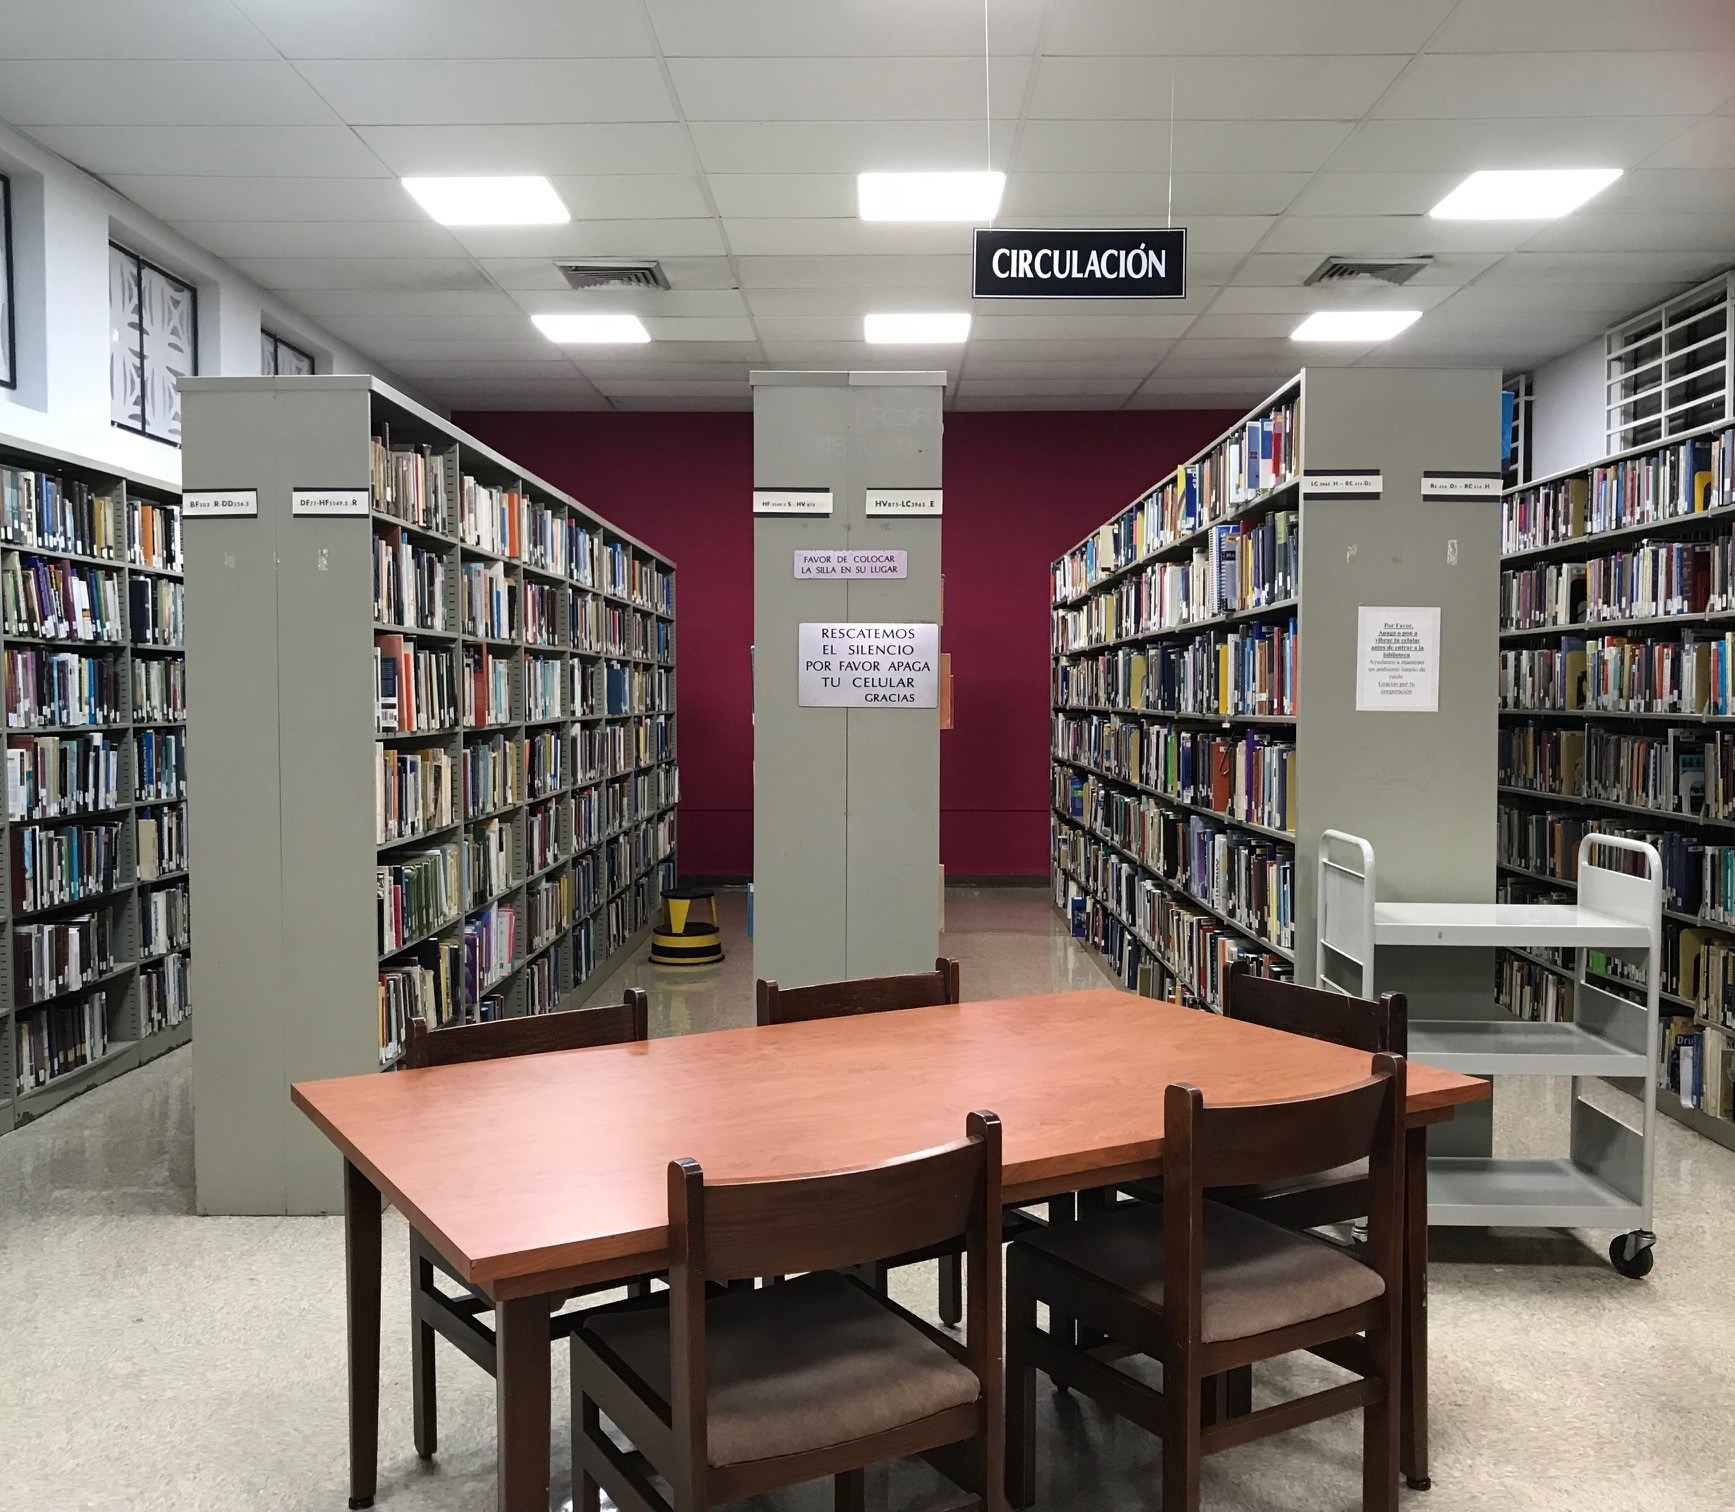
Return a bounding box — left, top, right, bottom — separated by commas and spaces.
650, 888, 724, 967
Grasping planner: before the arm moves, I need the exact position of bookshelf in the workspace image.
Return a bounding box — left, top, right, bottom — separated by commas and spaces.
1497, 413, 1735, 1151
1050, 367, 1501, 1026
182, 377, 676, 1214
0, 435, 189, 1135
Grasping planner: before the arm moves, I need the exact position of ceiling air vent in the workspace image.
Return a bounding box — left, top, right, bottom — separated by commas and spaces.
1303, 255, 1433, 288
554, 260, 670, 291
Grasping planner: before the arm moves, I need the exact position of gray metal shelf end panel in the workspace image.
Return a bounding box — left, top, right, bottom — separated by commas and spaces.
1425, 1156, 1644, 1228
1410, 1019, 1648, 1078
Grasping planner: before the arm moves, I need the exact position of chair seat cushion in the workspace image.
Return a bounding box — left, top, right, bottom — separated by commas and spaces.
1017, 1198, 1384, 1343
579, 1271, 980, 1467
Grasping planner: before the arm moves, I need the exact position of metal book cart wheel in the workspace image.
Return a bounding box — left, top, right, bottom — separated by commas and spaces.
650, 886, 725, 967
1318, 829, 1662, 1279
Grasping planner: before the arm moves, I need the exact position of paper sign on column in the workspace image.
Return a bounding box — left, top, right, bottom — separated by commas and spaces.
794, 549, 907, 579
798, 622, 939, 708
1355, 606, 1441, 712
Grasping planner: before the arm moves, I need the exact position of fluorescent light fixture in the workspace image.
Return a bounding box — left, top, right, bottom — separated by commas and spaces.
532, 312, 651, 344
1290, 310, 1422, 342
402, 175, 570, 226
858, 170, 1005, 221
864, 312, 972, 345
1429, 168, 1622, 221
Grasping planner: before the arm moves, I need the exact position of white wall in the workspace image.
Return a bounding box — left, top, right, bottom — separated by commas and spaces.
1529, 334, 1608, 479
0, 118, 420, 489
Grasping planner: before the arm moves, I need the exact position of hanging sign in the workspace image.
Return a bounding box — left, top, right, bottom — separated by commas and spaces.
798, 622, 939, 708
1304, 469, 1384, 500
754, 488, 832, 517
183, 488, 258, 517
972, 227, 1187, 300
292, 487, 369, 517
1421, 470, 1503, 502
865, 489, 942, 517
1356, 606, 1441, 713
794, 550, 908, 580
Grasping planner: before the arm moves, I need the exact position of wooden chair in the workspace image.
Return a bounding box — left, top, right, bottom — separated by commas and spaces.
403, 992, 653, 1462
571, 1111, 1005, 1512
1007, 1057, 1407, 1512
757, 958, 1025, 1328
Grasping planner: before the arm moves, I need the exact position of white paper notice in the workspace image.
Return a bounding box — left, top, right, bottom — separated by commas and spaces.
1356, 606, 1441, 712
794, 549, 908, 580
798, 622, 938, 708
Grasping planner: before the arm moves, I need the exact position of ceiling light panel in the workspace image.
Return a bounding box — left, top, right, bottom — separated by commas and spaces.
1290, 310, 1422, 342
864, 312, 972, 344
1429, 169, 1622, 221
532, 313, 652, 344
403, 175, 570, 226
857, 171, 1005, 222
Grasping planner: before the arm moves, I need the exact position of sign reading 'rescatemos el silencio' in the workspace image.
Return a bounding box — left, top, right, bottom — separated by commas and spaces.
798, 622, 938, 708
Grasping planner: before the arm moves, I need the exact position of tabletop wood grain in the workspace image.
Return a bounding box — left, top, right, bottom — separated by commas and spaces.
293, 988, 1488, 1297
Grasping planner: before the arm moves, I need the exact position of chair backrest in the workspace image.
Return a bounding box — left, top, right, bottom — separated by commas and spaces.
1225, 961, 1406, 1055
403, 989, 648, 1068
1161, 1055, 1406, 1343
756, 956, 961, 1026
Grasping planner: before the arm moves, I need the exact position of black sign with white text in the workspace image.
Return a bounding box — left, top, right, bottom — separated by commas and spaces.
972, 227, 1187, 300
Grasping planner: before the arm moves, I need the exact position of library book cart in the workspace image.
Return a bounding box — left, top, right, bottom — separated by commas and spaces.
1318, 828, 1663, 1277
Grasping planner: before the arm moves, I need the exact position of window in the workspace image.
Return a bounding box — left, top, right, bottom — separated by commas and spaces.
109, 243, 197, 445
0, 172, 15, 390
262, 328, 316, 377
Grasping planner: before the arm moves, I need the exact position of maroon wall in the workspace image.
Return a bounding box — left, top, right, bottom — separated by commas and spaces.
456, 407, 1237, 878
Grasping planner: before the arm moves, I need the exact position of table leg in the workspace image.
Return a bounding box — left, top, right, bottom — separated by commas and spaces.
343, 1160, 382, 1511
1401, 1124, 1430, 1491
496, 1294, 553, 1512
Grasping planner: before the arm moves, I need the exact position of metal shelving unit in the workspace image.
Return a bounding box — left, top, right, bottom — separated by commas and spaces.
0, 434, 189, 1136
1319, 828, 1663, 1277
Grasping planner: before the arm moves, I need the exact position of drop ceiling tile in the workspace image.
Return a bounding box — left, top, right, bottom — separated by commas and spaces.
490, 282, 752, 323
1258, 216, 1533, 256
947, 338, 1172, 362
589, 380, 751, 398
652, 258, 744, 290
387, 357, 576, 380
105, 176, 426, 224
1129, 380, 1280, 408
972, 313, 1197, 340
1206, 282, 1461, 317
1477, 251, 1733, 284
348, 336, 578, 363
1002, 172, 1311, 218
446, 221, 728, 259
1435, 281, 1685, 317
354, 124, 696, 177
172, 221, 469, 260
1407, 308, 1613, 343
705, 175, 858, 219
690, 120, 999, 174
751, 316, 882, 342
1230, 251, 1505, 288
23, 125, 391, 178
722, 220, 974, 257
296, 59, 676, 126
273, 289, 530, 326
1028, 54, 1406, 120
1373, 51, 1735, 119
1426, 0, 1735, 53
641, 317, 759, 342
956, 377, 1141, 397
757, 340, 965, 372
233, 0, 655, 58
0, 0, 276, 58
1520, 211, 1735, 254
961, 354, 1168, 379
1594, 168, 1735, 213
1642, 116, 1735, 169
669, 56, 1030, 121
1015, 120, 1354, 174
736, 255, 970, 289
745, 288, 979, 317
228, 258, 495, 293
1285, 173, 1466, 217
645, 0, 1045, 56
991, 216, 1272, 258
1042, 0, 1456, 56
568, 361, 757, 382
0, 61, 340, 126
1325, 116, 1701, 172
550, 176, 713, 219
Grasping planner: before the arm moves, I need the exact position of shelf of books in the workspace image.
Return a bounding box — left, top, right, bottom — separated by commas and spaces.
0, 437, 189, 1135
1050, 379, 1301, 1010
181, 375, 675, 1214
1497, 414, 1735, 1150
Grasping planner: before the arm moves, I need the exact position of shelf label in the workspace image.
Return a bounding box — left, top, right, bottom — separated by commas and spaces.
865, 488, 942, 517
1356, 606, 1441, 713
795, 549, 908, 580
292, 487, 370, 517
973, 227, 1187, 300
754, 488, 832, 517
798, 622, 938, 708
1304, 469, 1383, 499
1421, 470, 1502, 502
183, 488, 257, 518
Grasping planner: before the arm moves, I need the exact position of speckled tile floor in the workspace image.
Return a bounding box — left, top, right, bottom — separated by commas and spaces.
2, 887, 1732, 1511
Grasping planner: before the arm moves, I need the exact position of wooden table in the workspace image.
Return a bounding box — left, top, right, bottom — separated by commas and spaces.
293, 988, 1487, 1511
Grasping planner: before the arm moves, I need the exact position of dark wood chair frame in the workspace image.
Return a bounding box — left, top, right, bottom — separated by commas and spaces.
572, 1112, 1006, 1512
1008, 1058, 1408, 1512
404, 991, 654, 1461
